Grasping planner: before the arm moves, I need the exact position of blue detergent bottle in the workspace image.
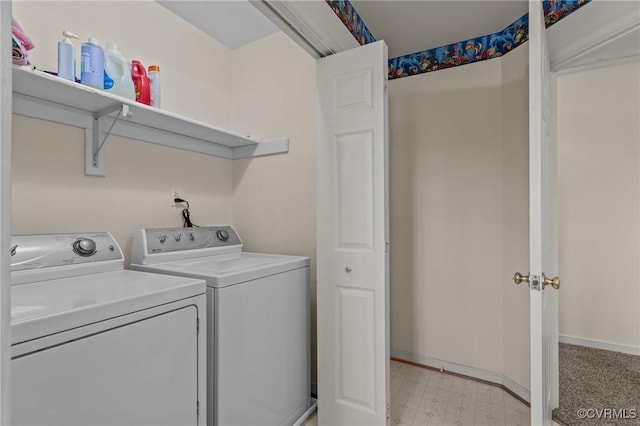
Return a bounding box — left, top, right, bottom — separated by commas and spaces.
80, 37, 104, 89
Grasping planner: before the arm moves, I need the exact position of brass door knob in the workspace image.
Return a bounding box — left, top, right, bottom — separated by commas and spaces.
543, 274, 560, 290
513, 272, 530, 285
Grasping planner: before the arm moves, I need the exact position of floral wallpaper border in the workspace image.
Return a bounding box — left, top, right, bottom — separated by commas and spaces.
324, 0, 591, 80
325, 0, 377, 46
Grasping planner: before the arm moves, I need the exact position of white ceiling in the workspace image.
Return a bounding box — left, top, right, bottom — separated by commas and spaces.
158, 0, 529, 57
352, 1, 528, 58
158, 0, 640, 75
157, 1, 279, 49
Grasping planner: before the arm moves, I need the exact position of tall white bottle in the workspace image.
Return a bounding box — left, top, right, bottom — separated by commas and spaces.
103, 43, 136, 100
57, 30, 79, 81
148, 65, 161, 108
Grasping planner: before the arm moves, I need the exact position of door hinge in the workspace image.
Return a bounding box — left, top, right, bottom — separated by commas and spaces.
385, 241, 389, 254
197, 400, 200, 419
384, 79, 389, 91
196, 317, 200, 335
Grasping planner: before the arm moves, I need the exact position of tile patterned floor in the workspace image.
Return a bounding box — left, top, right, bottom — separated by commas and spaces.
390, 360, 530, 426
304, 360, 531, 426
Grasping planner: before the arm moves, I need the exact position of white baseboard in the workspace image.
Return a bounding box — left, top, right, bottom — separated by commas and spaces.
293, 398, 317, 426
559, 334, 640, 356
501, 375, 530, 404
391, 349, 531, 404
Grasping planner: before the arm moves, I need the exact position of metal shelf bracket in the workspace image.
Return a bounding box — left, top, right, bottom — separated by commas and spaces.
86, 104, 132, 176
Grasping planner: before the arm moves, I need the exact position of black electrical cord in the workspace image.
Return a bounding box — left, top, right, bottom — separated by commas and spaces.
174, 197, 198, 228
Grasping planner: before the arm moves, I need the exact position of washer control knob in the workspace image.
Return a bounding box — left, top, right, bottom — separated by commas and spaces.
216, 229, 229, 241
159, 234, 167, 243
175, 234, 182, 242
188, 232, 195, 241
73, 238, 97, 257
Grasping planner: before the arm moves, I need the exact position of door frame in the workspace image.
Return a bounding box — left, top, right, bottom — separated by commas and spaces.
529, 0, 560, 423
1, 0, 14, 422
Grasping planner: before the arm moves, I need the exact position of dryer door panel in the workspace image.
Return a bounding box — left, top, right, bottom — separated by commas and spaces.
11, 306, 199, 426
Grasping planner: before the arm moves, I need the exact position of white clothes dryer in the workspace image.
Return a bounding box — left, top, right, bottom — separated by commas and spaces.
10, 232, 207, 426
130, 226, 314, 426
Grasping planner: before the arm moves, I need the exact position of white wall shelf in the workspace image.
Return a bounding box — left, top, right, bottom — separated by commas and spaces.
12, 66, 288, 175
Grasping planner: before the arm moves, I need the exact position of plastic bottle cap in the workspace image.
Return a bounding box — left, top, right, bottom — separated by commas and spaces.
88, 37, 99, 45
62, 30, 79, 40
148, 65, 160, 72
106, 42, 118, 51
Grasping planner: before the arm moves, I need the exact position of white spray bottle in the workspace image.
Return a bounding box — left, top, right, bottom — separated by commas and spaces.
58, 30, 80, 81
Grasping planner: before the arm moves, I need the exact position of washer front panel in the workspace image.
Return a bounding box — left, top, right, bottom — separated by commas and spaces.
11, 298, 204, 426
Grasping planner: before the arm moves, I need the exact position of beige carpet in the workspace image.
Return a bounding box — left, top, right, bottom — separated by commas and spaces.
553, 343, 640, 425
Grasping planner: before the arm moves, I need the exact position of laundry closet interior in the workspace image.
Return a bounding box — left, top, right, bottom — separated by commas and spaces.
1, 0, 639, 425
7, 1, 317, 424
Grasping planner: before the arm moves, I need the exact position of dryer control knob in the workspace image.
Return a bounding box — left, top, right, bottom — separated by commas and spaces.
73, 238, 97, 257
216, 229, 229, 241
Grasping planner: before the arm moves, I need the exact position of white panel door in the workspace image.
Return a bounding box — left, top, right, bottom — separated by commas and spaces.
316, 40, 389, 426
529, 1, 560, 424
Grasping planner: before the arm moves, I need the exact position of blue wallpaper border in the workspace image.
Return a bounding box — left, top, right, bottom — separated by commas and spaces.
325, 0, 377, 46
543, 0, 591, 27
389, 14, 528, 79
323, 0, 591, 79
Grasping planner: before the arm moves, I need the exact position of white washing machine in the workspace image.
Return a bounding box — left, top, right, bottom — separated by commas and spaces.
10, 232, 207, 426
130, 226, 315, 426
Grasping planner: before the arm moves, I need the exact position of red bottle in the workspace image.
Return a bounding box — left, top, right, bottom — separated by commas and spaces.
131, 60, 150, 105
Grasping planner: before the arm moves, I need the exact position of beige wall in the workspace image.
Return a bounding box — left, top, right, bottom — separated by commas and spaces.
14, 0, 635, 398
229, 33, 317, 380
11, 0, 235, 262
389, 49, 530, 390
11, 117, 233, 262
390, 59, 504, 374
12, 2, 319, 381
500, 45, 530, 389
557, 62, 640, 350
13, 0, 231, 126
388, 47, 640, 390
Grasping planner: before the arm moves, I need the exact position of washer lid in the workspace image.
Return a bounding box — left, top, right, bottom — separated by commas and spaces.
132, 252, 310, 288
11, 270, 205, 345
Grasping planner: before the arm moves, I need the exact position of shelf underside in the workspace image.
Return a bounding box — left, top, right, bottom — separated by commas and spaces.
12, 67, 288, 163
